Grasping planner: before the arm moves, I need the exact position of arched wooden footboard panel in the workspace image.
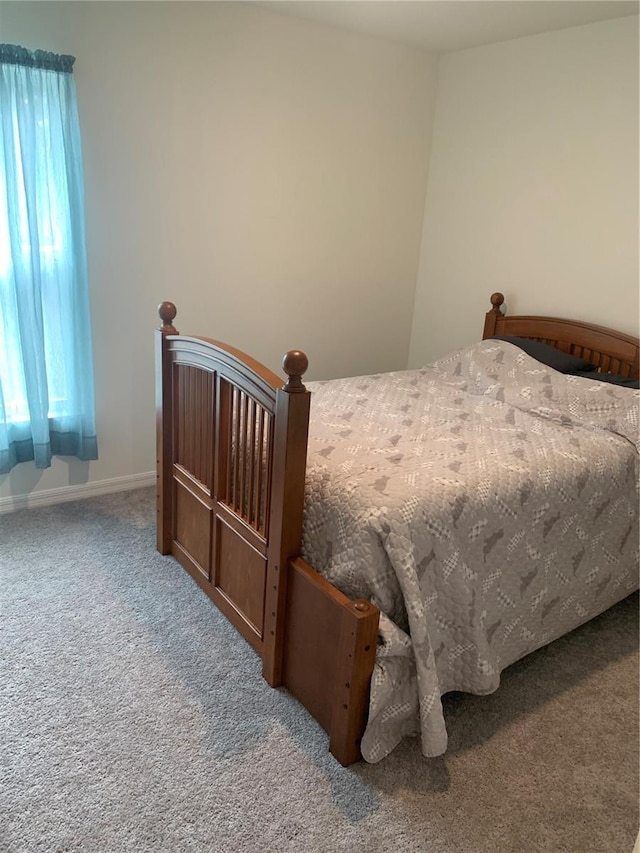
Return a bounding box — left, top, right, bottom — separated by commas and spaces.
155, 302, 379, 765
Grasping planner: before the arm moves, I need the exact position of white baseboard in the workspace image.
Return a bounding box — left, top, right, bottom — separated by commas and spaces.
0, 471, 156, 515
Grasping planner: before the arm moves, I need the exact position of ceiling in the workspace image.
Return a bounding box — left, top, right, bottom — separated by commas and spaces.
254, 1, 639, 54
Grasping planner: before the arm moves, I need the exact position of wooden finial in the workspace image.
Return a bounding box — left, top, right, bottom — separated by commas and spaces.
282, 350, 309, 393
483, 292, 506, 339
158, 301, 178, 334
489, 292, 505, 313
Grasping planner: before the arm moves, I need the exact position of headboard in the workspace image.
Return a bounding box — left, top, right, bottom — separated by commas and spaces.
483, 292, 640, 379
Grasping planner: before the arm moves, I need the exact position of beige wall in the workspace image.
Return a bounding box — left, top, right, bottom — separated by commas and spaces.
2, 7, 637, 504
0, 1, 436, 501
409, 16, 639, 367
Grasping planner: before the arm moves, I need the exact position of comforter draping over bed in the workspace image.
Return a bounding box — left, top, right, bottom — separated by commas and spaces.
301, 340, 639, 762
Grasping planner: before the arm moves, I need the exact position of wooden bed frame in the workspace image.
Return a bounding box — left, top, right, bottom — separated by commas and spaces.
156, 293, 639, 765
483, 292, 639, 377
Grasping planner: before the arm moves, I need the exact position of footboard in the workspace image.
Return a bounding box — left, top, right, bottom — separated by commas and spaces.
155, 303, 379, 765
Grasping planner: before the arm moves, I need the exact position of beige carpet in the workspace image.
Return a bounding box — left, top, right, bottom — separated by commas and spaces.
1, 488, 637, 852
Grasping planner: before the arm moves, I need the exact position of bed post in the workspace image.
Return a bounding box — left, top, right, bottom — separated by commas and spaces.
262, 351, 311, 688
155, 302, 178, 555
483, 291, 505, 339
328, 596, 379, 765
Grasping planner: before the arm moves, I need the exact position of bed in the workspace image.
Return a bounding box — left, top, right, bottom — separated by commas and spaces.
155, 293, 639, 764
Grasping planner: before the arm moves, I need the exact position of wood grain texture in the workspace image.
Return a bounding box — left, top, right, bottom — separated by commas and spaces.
155, 305, 377, 763
284, 557, 379, 766
261, 387, 311, 688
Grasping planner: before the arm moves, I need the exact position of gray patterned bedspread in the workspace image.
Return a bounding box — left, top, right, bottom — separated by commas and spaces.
301, 340, 639, 762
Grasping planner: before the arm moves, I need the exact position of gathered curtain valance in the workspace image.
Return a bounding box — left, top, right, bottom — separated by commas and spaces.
0, 43, 76, 73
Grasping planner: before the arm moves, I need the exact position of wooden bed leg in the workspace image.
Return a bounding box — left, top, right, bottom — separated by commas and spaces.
329, 599, 379, 766
155, 302, 178, 555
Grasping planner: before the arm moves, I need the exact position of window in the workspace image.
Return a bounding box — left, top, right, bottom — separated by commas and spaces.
0, 44, 97, 473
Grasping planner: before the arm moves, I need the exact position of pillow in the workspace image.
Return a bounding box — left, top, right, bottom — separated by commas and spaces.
491, 336, 596, 373
569, 371, 639, 389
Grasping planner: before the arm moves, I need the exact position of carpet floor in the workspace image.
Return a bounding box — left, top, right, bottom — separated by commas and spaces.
0, 487, 637, 853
